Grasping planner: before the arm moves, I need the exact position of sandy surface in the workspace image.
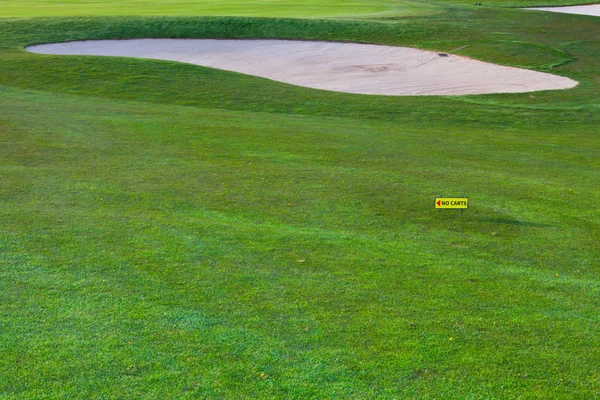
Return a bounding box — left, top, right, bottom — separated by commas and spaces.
526, 4, 600, 16
26, 39, 578, 96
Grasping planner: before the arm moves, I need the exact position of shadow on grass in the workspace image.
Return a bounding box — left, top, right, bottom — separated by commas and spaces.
479, 217, 553, 228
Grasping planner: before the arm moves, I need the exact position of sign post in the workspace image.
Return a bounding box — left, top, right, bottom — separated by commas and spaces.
435, 197, 468, 215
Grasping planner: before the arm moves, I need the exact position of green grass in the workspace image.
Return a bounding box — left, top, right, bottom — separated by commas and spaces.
1, 1, 599, 399
0, 0, 440, 19
1, 0, 597, 18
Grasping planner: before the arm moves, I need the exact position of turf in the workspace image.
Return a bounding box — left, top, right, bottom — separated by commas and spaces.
0, 0, 440, 19
0, 2, 599, 399
1, 0, 598, 18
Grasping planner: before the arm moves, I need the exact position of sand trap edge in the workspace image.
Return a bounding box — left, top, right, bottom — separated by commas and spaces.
26, 39, 579, 96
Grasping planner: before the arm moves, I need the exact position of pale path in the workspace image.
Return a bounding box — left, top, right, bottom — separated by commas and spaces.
27, 39, 578, 96
526, 4, 600, 17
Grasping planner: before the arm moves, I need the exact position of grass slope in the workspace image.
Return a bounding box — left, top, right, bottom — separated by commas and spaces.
1, 0, 598, 18
0, 3, 599, 400
0, 0, 439, 19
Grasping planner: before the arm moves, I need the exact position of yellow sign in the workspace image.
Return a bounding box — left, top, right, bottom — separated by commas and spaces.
435, 197, 468, 209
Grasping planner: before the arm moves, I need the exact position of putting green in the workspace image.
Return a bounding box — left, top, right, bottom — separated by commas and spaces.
0, 0, 439, 18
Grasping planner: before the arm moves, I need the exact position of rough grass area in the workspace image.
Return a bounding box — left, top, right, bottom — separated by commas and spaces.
0, 3, 599, 399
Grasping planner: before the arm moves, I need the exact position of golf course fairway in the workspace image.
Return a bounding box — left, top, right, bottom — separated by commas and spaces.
0, 0, 599, 398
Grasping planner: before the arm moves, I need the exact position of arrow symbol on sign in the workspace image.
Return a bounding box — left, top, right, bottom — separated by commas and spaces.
437, 200, 441, 206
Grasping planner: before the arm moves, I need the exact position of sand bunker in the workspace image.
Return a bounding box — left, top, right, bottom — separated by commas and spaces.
526, 4, 600, 17
26, 39, 578, 96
